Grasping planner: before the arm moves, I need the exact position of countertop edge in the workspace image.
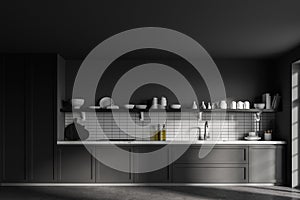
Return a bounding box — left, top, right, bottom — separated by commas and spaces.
57, 141, 287, 145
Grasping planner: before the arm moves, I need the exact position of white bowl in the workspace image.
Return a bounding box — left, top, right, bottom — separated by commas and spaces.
124, 104, 135, 109
254, 103, 265, 109
71, 99, 84, 109
135, 105, 147, 109
170, 104, 181, 109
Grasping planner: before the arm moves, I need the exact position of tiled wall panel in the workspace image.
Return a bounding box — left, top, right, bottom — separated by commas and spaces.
64, 112, 275, 141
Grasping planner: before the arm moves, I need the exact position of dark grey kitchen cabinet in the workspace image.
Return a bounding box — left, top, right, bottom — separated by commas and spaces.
133, 146, 170, 183
96, 146, 133, 183
249, 145, 285, 184
57, 146, 95, 183
27, 55, 58, 182
0, 54, 63, 183
1, 54, 27, 182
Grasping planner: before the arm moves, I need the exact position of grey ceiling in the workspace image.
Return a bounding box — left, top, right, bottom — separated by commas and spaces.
0, 0, 300, 59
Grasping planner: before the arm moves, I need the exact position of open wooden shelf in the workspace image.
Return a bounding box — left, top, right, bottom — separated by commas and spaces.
60, 108, 276, 113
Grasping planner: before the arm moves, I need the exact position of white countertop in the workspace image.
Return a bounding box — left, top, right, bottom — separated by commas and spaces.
57, 140, 286, 145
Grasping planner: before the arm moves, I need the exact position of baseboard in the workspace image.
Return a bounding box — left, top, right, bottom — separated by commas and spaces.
0, 183, 275, 187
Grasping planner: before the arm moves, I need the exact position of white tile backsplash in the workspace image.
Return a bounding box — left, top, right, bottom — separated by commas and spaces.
63, 112, 275, 141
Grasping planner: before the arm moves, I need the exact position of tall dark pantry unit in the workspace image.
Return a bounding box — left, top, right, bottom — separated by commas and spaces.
0, 54, 65, 183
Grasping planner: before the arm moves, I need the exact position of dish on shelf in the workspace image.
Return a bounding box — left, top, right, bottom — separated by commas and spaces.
89, 106, 101, 109
99, 97, 114, 108
124, 104, 135, 109
244, 136, 261, 141
135, 105, 147, 109
106, 105, 119, 109
170, 104, 181, 109
254, 103, 265, 109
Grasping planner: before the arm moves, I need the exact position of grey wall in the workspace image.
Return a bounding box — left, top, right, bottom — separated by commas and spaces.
65, 55, 277, 107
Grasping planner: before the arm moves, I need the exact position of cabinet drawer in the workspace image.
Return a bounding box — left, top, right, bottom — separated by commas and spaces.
173, 164, 248, 183
174, 146, 248, 164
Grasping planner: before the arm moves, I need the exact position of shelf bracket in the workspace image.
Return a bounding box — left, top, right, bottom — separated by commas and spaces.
140, 111, 144, 121
198, 111, 202, 121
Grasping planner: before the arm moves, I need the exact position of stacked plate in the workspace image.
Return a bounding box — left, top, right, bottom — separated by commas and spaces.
245, 132, 261, 141
244, 132, 261, 141
244, 136, 261, 141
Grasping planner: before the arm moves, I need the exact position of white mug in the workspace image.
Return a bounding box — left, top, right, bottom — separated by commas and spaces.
230, 101, 237, 109
220, 100, 227, 109
237, 101, 244, 109
244, 101, 250, 109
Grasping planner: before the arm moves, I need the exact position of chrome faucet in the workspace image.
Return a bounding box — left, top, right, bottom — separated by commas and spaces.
204, 121, 209, 140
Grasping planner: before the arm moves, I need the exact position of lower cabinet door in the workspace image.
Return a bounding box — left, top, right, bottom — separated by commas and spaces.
57, 146, 95, 183
96, 147, 133, 183
249, 145, 284, 183
133, 146, 170, 183
173, 164, 248, 183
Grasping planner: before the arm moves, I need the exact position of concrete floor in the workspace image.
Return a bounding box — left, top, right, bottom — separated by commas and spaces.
0, 186, 300, 200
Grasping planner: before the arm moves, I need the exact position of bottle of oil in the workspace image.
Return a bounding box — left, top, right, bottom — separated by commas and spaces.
161, 124, 166, 141
151, 124, 160, 141
157, 124, 161, 141
150, 125, 157, 141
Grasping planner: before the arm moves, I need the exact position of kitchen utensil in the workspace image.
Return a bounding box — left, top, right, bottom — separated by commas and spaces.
170, 104, 181, 109
207, 102, 212, 109
136, 105, 147, 109
212, 102, 218, 109
64, 119, 89, 141
220, 100, 227, 109
264, 133, 272, 141
230, 101, 237, 109
192, 101, 198, 109
263, 93, 271, 109
200, 101, 206, 109
71, 99, 84, 109
244, 101, 250, 109
161, 97, 167, 107
152, 97, 158, 109
237, 101, 244, 109
124, 104, 135, 109
99, 97, 114, 108
254, 103, 265, 109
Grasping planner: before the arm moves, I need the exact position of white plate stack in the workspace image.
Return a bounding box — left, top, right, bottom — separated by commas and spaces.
244, 132, 261, 141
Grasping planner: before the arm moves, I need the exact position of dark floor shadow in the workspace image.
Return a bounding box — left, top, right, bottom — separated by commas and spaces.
251, 186, 300, 194
0, 186, 107, 200
156, 186, 300, 200
1, 186, 300, 200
